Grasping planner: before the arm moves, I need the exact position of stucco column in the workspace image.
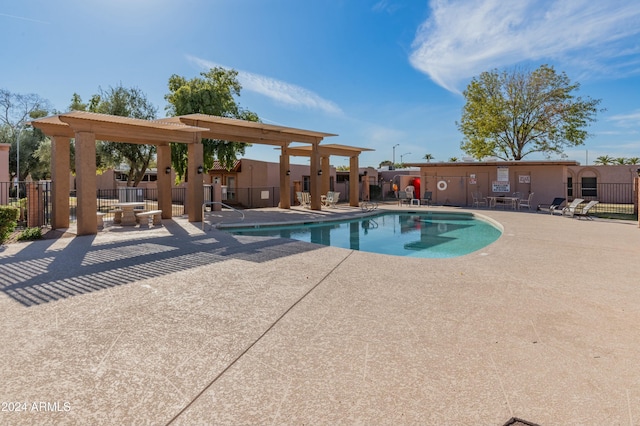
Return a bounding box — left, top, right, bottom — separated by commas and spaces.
279, 148, 291, 209
187, 141, 204, 222
310, 144, 321, 210
50, 136, 71, 229
321, 155, 331, 196
156, 143, 172, 219
349, 156, 359, 207
74, 131, 97, 235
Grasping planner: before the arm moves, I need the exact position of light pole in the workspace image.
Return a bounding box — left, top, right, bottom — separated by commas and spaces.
401, 152, 411, 164
392, 144, 399, 164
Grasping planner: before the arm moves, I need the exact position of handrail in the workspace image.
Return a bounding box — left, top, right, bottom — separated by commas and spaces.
202, 201, 245, 230
360, 201, 378, 212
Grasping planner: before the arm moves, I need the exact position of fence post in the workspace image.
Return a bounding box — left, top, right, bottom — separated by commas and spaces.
26, 179, 43, 228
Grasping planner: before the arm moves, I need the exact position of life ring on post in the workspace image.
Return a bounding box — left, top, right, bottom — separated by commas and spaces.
437, 180, 448, 191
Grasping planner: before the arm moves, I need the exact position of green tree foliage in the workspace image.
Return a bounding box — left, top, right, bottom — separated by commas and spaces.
423, 153, 434, 162
0, 89, 52, 180
458, 65, 602, 160
71, 85, 158, 186
165, 67, 259, 181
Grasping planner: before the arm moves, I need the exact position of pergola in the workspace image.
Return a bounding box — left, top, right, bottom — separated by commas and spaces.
30, 111, 373, 236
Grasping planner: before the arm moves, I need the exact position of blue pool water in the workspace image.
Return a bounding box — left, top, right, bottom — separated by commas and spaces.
225, 211, 502, 258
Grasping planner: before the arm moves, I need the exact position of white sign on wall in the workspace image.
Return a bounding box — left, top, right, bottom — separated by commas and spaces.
519, 175, 530, 183
492, 181, 511, 192
497, 166, 509, 182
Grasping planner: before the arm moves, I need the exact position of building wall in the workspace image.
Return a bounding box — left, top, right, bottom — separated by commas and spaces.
415, 161, 575, 207
0, 143, 10, 183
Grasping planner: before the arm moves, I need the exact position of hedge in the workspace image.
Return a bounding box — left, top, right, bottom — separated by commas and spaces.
0, 206, 19, 244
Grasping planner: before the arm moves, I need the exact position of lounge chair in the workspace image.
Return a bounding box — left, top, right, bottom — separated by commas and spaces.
561, 198, 585, 217
537, 197, 566, 214
518, 192, 534, 211
570, 200, 599, 220
325, 191, 339, 208
296, 191, 311, 209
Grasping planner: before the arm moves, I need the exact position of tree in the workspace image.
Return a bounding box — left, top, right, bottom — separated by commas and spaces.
165, 67, 259, 181
379, 160, 393, 168
423, 153, 434, 162
626, 157, 640, 165
458, 64, 602, 161
71, 85, 158, 186
0, 89, 52, 180
448, 157, 458, 162
614, 157, 627, 165
594, 155, 614, 165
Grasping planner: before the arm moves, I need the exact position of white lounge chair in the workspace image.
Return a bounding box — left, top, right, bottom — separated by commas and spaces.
561, 198, 585, 217
570, 200, 599, 219
296, 191, 311, 209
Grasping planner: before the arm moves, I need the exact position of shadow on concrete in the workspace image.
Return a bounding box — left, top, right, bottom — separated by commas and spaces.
0, 220, 321, 307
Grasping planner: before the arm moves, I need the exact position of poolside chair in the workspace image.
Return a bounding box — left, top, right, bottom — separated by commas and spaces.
325, 191, 339, 208
561, 198, 585, 217
397, 190, 410, 206
420, 191, 433, 206
537, 197, 566, 215
570, 200, 599, 220
471, 191, 486, 208
297, 191, 311, 209
518, 192, 534, 211
322, 191, 334, 207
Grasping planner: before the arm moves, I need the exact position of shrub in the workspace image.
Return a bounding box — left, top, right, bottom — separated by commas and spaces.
17, 227, 43, 241
0, 206, 19, 244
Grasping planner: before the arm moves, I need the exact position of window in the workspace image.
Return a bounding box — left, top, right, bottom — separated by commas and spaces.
567, 177, 573, 197
302, 176, 310, 192
226, 176, 236, 200
581, 177, 597, 197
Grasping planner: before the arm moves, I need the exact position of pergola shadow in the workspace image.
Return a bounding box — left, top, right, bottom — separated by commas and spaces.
0, 223, 322, 307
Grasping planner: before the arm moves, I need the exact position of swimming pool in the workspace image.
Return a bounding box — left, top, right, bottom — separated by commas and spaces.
224, 211, 502, 258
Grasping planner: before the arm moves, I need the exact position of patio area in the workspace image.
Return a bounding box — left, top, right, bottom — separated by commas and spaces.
1, 205, 639, 425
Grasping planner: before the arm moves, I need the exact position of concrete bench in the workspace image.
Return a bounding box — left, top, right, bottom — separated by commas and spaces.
111, 209, 124, 224
97, 211, 107, 228
135, 210, 163, 226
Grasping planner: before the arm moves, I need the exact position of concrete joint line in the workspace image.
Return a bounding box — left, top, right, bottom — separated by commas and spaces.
165, 250, 355, 425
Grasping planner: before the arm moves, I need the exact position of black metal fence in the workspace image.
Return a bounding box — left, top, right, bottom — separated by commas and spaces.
0, 181, 51, 229
568, 183, 635, 215
95, 187, 187, 223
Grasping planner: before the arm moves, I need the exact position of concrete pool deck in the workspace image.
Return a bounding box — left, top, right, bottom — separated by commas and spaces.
1, 204, 639, 425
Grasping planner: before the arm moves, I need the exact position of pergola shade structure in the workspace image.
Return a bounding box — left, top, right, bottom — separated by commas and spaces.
30, 111, 370, 236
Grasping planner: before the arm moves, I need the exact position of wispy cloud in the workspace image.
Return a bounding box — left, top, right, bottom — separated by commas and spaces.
409, 0, 640, 93
608, 110, 640, 127
187, 55, 342, 115
0, 12, 49, 24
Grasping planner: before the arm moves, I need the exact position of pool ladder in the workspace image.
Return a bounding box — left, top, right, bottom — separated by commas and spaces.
201, 201, 245, 230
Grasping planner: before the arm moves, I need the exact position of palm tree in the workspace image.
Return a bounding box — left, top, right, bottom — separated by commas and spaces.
423, 153, 434, 162
614, 157, 627, 165
448, 157, 458, 162
626, 157, 640, 165
594, 155, 614, 165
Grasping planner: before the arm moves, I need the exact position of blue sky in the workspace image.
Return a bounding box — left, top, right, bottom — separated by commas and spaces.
2, 0, 640, 167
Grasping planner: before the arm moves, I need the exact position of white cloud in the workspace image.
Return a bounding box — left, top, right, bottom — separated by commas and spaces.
187, 55, 342, 115
608, 111, 640, 127
410, 0, 640, 93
